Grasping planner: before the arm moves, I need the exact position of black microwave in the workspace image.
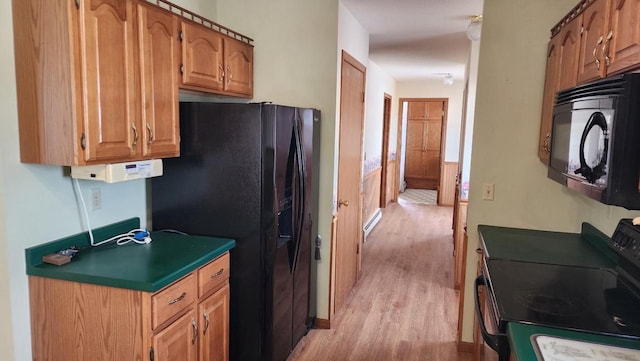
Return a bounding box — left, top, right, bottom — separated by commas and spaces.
548, 73, 640, 209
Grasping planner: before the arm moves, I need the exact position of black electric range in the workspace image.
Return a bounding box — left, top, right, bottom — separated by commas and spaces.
475, 219, 640, 361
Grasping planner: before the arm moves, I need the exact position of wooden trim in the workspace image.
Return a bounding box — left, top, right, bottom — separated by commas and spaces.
457, 341, 475, 353
363, 167, 382, 228
439, 162, 458, 206
315, 318, 331, 329
328, 213, 338, 323
380, 93, 392, 207
395, 100, 403, 197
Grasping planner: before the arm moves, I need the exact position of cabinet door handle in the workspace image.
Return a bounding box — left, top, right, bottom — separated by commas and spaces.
146, 122, 153, 145
210, 269, 224, 278
338, 199, 349, 208
191, 318, 198, 344
131, 122, 138, 147
593, 35, 603, 70
167, 292, 186, 305
603, 30, 613, 67
202, 311, 210, 335
227, 65, 232, 85
543, 132, 551, 154
219, 64, 225, 80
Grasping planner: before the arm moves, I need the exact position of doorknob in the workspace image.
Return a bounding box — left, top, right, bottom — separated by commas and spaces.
338, 199, 349, 207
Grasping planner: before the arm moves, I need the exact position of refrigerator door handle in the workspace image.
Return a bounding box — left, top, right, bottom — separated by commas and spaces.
291, 110, 307, 273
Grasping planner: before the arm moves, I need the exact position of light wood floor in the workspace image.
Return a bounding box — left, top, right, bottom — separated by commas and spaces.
289, 202, 474, 361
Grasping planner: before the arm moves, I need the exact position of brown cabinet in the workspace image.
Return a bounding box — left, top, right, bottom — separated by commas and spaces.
538, 14, 582, 163
138, 2, 181, 158
539, 0, 640, 163
180, 21, 254, 97
578, 0, 640, 83
404, 101, 445, 189
12, 0, 180, 166
13, 0, 253, 166
28, 252, 231, 361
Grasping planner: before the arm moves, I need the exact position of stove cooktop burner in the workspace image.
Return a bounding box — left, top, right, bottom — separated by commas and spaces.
515, 291, 588, 317
486, 259, 640, 339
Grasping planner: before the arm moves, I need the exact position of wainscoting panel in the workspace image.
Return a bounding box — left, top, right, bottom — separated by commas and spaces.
363, 167, 382, 227
439, 162, 458, 206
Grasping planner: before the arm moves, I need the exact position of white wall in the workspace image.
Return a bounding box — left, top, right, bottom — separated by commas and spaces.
461, 0, 640, 342
460, 40, 481, 199
216, 0, 340, 320
364, 61, 398, 168
1, 1, 213, 360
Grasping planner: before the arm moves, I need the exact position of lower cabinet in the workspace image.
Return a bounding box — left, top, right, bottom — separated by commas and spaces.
29, 252, 230, 361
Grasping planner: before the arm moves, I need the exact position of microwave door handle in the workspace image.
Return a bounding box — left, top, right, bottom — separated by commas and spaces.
474, 275, 507, 352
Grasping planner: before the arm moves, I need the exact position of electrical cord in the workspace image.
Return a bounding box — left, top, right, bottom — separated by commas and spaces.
72, 178, 152, 247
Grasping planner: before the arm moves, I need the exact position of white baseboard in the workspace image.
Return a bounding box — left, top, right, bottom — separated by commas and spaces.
363, 208, 382, 240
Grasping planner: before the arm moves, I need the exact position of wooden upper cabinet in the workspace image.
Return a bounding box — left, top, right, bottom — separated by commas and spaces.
13, 0, 251, 166
578, 0, 610, 83
537, 14, 581, 164
138, 3, 180, 158
577, 0, 640, 82
405, 101, 444, 189
606, 0, 640, 74
181, 21, 225, 92
224, 37, 254, 96
180, 21, 254, 97
557, 15, 582, 91
81, 0, 139, 163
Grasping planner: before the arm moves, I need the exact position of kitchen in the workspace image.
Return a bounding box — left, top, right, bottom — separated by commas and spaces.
3, 1, 640, 361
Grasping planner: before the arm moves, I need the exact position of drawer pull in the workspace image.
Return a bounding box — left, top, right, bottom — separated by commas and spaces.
203, 311, 210, 335
210, 269, 224, 278
167, 292, 187, 305
191, 318, 198, 344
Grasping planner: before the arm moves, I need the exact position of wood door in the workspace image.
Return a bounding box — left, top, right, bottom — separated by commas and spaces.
556, 15, 582, 91
79, 0, 138, 162
606, 0, 640, 75
578, 0, 610, 83
181, 21, 224, 92
404, 100, 444, 190
334, 51, 365, 313
153, 309, 198, 361
223, 37, 254, 97
198, 284, 230, 361
138, 3, 180, 158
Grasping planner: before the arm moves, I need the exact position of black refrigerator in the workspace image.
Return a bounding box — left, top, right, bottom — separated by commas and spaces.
150, 102, 319, 361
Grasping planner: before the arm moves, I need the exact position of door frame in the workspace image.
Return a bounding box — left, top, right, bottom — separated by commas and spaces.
397, 98, 448, 203
379, 93, 393, 207
330, 50, 366, 321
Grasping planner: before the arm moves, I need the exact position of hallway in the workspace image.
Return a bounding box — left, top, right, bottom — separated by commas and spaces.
289, 202, 473, 361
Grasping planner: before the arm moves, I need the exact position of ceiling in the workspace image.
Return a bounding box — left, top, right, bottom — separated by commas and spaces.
341, 0, 484, 82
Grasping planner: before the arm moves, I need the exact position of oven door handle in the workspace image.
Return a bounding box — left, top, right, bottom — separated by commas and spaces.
474, 275, 507, 352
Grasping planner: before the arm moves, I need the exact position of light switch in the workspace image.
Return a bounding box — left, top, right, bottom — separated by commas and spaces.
482, 183, 495, 201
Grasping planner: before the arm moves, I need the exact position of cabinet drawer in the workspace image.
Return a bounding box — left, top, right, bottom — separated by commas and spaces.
198, 253, 230, 297
152, 273, 197, 329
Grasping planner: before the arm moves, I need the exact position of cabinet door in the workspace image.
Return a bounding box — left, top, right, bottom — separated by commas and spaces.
138, 4, 180, 158
578, 0, 610, 83
181, 21, 225, 92
408, 101, 427, 119
223, 37, 253, 96
538, 38, 560, 163
153, 309, 198, 361
198, 284, 230, 361
556, 15, 582, 92
405, 119, 427, 178
606, 0, 640, 74
79, 0, 138, 162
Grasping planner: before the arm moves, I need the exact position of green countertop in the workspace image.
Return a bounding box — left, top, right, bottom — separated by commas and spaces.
508, 323, 640, 360
478, 223, 617, 268
25, 218, 236, 292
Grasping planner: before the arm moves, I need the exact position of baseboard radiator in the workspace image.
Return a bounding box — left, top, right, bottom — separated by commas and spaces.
363, 208, 382, 239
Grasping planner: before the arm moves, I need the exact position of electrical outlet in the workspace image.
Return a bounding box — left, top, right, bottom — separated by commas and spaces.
90, 188, 101, 210
482, 183, 495, 201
